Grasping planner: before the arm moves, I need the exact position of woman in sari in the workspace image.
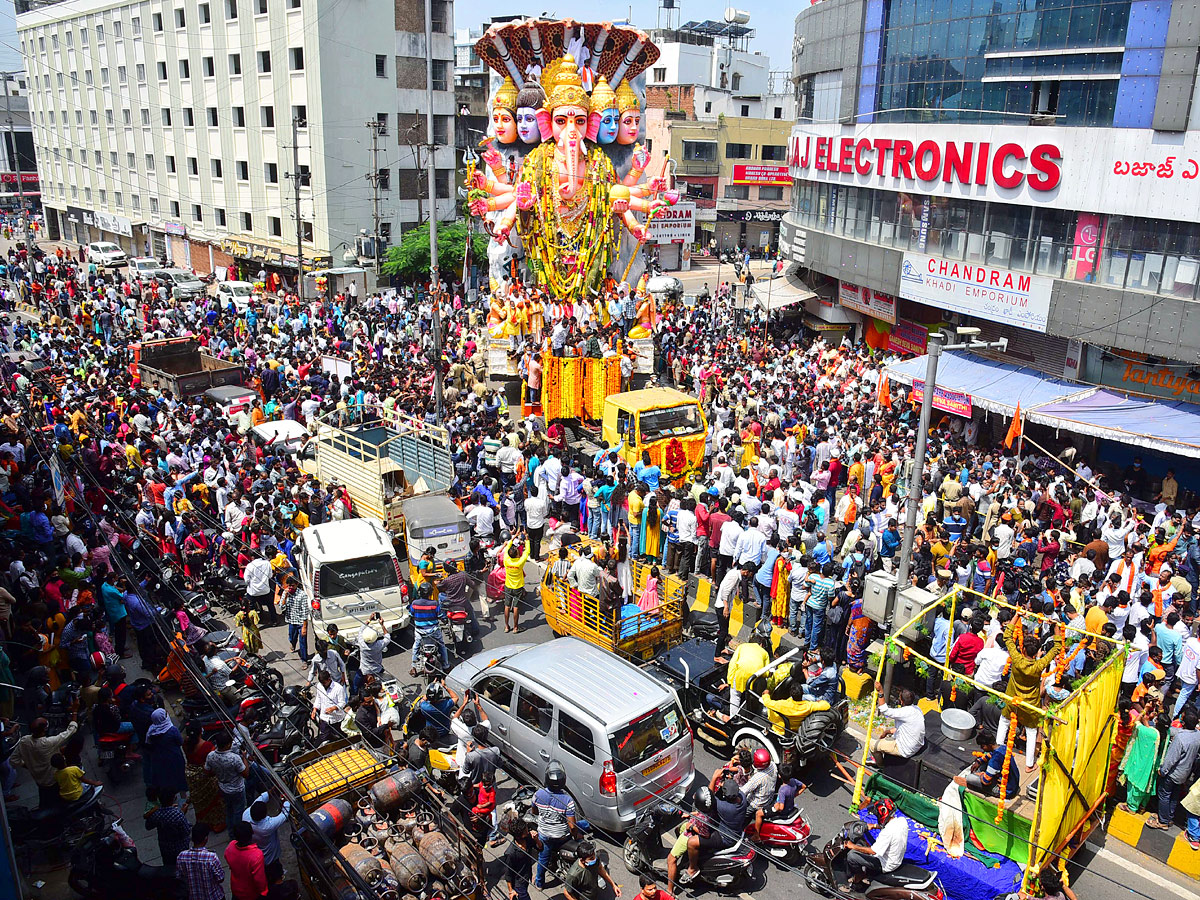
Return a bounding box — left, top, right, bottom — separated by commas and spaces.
235, 601, 262, 656
1119, 708, 1163, 814
1108, 700, 1140, 797
640, 497, 661, 562
845, 594, 872, 673
183, 724, 224, 831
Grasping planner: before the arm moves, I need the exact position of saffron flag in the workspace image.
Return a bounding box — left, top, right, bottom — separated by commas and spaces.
1004, 402, 1022, 449
877, 376, 891, 409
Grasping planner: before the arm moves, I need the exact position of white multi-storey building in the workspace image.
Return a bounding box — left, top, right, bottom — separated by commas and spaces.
16, 0, 456, 277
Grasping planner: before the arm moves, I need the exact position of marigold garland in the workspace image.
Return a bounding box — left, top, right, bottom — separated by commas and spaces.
995, 712, 1019, 823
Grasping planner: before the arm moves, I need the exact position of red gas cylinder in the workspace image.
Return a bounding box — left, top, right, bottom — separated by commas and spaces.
309, 799, 353, 842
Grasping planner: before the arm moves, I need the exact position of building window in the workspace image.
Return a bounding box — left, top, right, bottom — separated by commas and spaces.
203, 56, 215, 77
215, 208, 226, 226
435, 169, 451, 199
376, 54, 387, 78
161, 108, 172, 126
179, 59, 190, 79
157, 61, 167, 80
117, 65, 127, 83
105, 109, 114, 125
761, 145, 787, 161
199, 2, 210, 23
376, 112, 388, 133
192, 204, 202, 222
731, 72, 742, 91
289, 48, 304, 70
653, 67, 666, 83
258, 51, 271, 73
268, 216, 282, 236
682, 141, 717, 161
229, 53, 242, 75
288, 0, 301, 8
166, 155, 176, 172
265, 162, 278, 183
431, 59, 448, 92
132, 194, 140, 210
150, 197, 158, 213
725, 143, 752, 159
740, 104, 749, 116
127, 152, 135, 167
298, 164, 310, 185
380, 222, 392, 243
301, 221, 313, 242
170, 200, 180, 217
704, 101, 712, 113
261, 105, 275, 127
188, 157, 198, 175
233, 106, 245, 127
241, 212, 252, 230
207, 107, 218, 126
212, 159, 223, 177
175, 8, 185, 28
255, 0, 267, 13
292, 105, 307, 124
152, 12, 162, 31
132, 16, 141, 34
724, 184, 750, 200
136, 63, 145, 81
378, 168, 391, 190
123, 108, 132, 125
226, 0, 238, 18
183, 107, 194, 127
237, 160, 249, 180
140, 108, 150, 126
774, 106, 783, 119
759, 186, 783, 201
431, 0, 450, 32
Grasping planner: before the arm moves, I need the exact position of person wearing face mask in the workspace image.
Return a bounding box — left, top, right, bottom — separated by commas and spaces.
563, 840, 622, 900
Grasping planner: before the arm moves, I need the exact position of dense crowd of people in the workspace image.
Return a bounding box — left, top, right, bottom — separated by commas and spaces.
0, 231, 1199, 900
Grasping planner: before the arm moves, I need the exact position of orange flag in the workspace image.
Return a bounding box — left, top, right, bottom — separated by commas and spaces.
1004, 402, 1023, 449
877, 376, 891, 409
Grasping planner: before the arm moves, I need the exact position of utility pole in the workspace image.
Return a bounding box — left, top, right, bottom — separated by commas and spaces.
425, 0, 443, 420
365, 119, 385, 276
3, 73, 32, 252
880, 327, 1008, 702
289, 113, 306, 305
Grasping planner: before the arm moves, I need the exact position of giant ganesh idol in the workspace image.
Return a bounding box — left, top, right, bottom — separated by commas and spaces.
467, 19, 676, 306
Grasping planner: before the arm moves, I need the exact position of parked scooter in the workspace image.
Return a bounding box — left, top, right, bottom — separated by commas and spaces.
67, 818, 186, 899
800, 814, 944, 900
251, 684, 315, 765
498, 779, 594, 881
8, 784, 108, 851
745, 806, 812, 862
622, 794, 755, 892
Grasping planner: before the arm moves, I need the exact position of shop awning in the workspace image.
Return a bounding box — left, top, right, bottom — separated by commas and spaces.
750, 264, 817, 312
1027, 389, 1200, 458
884, 351, 1087, 416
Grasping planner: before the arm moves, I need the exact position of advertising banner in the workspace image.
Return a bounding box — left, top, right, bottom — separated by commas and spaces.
1070, 212, 1102, 282
888, 319, 928, 355
731, 164, 791, 185
911, 379, 973, 417
647, 202, 696, 244
838, 281, 897, 323
899, 252, 1053, 332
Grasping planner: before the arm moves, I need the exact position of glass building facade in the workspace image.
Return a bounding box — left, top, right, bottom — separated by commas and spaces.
791, 178, 1200, 299
875, 0, 1131, 124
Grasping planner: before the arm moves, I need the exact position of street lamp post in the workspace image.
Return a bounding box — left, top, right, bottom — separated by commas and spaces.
879, 327, 1009, 702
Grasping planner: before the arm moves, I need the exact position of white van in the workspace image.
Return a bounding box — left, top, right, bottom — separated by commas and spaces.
216, 281, 257, 312
294, 519, 411, 642
249, 420, 311, 456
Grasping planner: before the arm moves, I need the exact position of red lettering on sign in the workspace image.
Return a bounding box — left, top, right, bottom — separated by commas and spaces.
1027, 144, 1062, 191
892, 141, 915, 179
974, 143, 991, 185
854, 139, 873, 175
992, 143, 1025, 189
914, 140, 941, 181
815, 137, 828, 171
873, 139, 893, 176
839, 137, 855, 174
943, 142, 973, 185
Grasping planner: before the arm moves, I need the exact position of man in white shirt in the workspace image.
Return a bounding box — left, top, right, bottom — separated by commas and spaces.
973, 642, 1010, 690
243, 551, 276, 625
845, 799, 909, 890
872, 688, 925, 761
465, 500, 496, 538
312, 669, 348, 743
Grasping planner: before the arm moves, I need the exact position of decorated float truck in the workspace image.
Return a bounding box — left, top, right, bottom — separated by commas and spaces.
600, 388, 706, 483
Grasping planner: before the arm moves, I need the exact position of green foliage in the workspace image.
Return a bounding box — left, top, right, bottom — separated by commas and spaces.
381, 220, 489, 282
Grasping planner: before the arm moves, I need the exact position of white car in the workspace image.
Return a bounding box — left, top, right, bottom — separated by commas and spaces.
87, 241, 127, 267
128, 257, 160, 279
215, 281, 257, 312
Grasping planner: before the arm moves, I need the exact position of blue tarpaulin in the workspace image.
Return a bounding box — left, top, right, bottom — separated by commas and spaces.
1028, 388, 1200, 459
884, 351, 1087, 416
860, 810, 1025, 900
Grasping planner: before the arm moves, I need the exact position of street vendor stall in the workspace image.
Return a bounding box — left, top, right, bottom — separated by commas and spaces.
851, 585, 1126, 895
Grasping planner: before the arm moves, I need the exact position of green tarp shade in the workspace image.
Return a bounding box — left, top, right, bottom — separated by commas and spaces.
961, 791, 1032, 867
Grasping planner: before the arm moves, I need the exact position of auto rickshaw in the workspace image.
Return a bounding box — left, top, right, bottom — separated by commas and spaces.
401, 494, 471, 597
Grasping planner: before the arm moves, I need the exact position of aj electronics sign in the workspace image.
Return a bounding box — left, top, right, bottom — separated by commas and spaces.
787, 122, 1200, 222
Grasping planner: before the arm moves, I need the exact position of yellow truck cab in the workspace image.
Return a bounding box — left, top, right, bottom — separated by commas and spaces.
600, 388, 707, 483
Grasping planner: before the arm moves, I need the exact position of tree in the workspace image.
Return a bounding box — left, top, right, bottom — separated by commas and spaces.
381, 220, 489, 284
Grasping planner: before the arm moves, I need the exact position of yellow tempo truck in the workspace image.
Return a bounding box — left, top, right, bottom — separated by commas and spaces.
600, 388, 707, 483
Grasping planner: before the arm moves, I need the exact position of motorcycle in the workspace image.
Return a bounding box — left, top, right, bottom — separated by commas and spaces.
498, 785, 593, 881
801, 822, 944, 900
413, 629, 447, 681
745, 806, 811, 862
623, 801, 755, 892
252, 684, 315, 764
8, 784, 108, 852
68, 818, 186, 899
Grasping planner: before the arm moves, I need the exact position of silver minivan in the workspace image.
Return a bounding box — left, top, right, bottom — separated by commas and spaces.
446, 638, 695, 832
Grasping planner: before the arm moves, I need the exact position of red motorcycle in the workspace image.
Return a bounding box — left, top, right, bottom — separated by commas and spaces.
746, 806, 812, 862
